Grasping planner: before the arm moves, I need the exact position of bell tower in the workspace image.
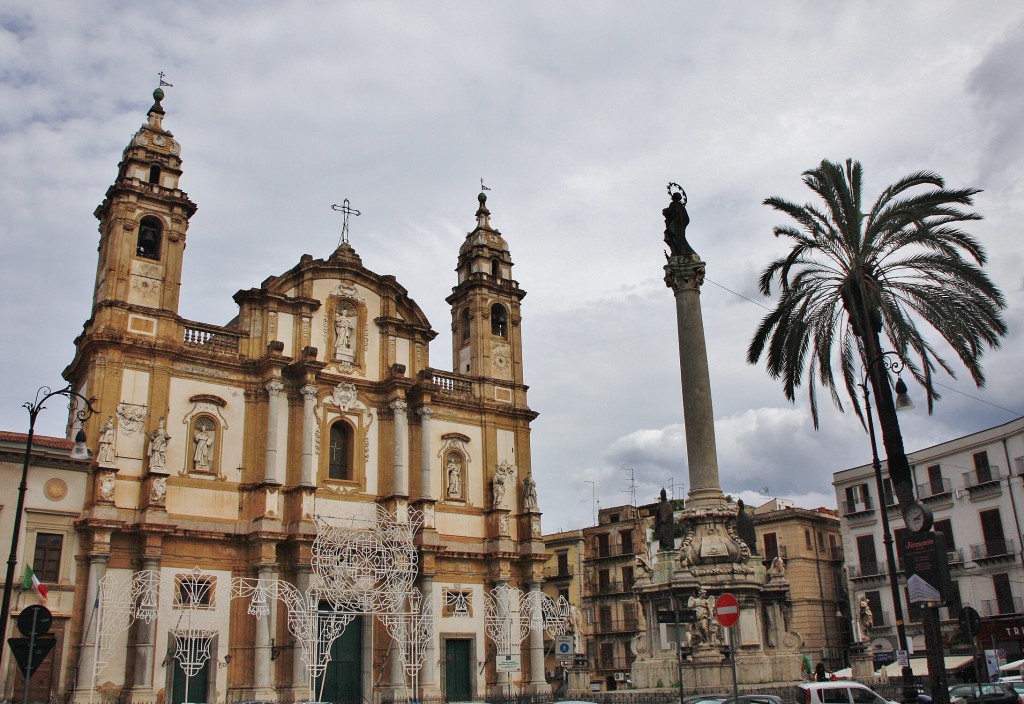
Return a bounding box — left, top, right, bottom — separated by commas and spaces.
446, 192, 526, 383
92, 87, 197, 322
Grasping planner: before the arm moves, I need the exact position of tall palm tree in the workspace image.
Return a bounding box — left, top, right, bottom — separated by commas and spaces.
747, 158, 1007, 508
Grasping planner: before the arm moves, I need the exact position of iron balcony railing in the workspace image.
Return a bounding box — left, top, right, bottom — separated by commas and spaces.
981, 597, 1024, 616
970, 539, 1016, 560
543, 564, 574, 579
841, 497, 874, 515
963, 466, 1004, 489
947, 548, 965, 565
847, 561, 887, 579
917, 476, 952, 498
591, 618, 641, 635
586, 542, 637, 560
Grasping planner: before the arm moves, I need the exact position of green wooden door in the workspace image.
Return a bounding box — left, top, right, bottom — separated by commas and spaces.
316, 615, 362, 703
170, 638, 210, 704
444, 638, 472, 701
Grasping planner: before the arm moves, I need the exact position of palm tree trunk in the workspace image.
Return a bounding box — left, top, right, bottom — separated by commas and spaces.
864, 329, 915, 511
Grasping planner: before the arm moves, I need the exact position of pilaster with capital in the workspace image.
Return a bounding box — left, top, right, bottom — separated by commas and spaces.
299, 384, 317, 486
417, 407, 433, 501
264, 379, 284, 484
390, 400, 409, 497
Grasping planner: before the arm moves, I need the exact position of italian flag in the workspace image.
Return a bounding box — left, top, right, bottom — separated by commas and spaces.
22, 566, 48, 600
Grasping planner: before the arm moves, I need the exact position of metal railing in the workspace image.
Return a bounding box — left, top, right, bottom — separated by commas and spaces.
591, 617, 641, 634
841, 497, 874, 515
947, 547, 965, 564
963, 465, 1004, 489
981, 597, 1024, 616
587, 542, 637, 559
970, 538, 1016, 560
847, 561, 887, 579
917, 476, 952, 498
543, 564, 574, 579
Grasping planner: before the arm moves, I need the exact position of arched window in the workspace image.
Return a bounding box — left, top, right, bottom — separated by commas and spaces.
491, 258, 501, 279
148, 164, 161, 184
190, 415, 218, 473
328, 421, 353, 480
137, 216, 162, 260
490, 303, 507, 338
460, 308, 471, 342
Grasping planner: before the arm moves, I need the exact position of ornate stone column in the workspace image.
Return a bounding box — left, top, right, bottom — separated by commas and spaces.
664, 254, 723, 507
292, 566, 311, 696
129, 556, 160, 700
264, 379, 284, 483
417, 408, 433, 500
527, 581, 546, 692
300, 384, 317, 487
74, 553, 110, 698
253, 565, 276, 695
390, 400, 408, 496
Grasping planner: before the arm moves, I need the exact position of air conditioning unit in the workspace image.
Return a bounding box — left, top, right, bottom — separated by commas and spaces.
614, 672, 625, 681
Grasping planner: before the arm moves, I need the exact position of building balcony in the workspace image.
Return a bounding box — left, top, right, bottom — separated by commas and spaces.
947, 548, 965, 566
182, 320, 244, 356
981, 598, 1024, 617
544, 564, 574, 580
917, 477, 953, 501
963, 466, 1004, 492
585, 543, 638, 560
593, 655, 635, 672
591, 618, 641, 635
848, 561, 887, 580
830, 546, 844, 561
587, 580, 634, 596
971, 539, 1016, 562
841, 497, 875, 517
868, 611, 893, 628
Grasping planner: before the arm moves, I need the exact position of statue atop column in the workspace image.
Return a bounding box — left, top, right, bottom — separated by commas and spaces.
654, 488, 675, 551
663, 182, 694, 257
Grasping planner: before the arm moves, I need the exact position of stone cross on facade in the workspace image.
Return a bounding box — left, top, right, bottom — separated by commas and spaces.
331, 199, 361, 247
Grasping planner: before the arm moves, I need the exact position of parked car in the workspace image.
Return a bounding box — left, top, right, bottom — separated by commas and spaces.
682, 695, 730, 704
949, 683, 1023, 704
796, 681, 899, 704
720, 695, 785, 704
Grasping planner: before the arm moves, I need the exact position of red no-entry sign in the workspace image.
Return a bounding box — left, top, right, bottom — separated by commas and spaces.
716, 592, 739, 628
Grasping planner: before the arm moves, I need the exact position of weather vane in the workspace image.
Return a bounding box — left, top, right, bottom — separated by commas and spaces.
331, 199, 361, 247
158, 71, 173, 88
480, 178, 491, 192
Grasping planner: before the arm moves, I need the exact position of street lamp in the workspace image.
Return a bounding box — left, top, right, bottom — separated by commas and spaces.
0, 384, 96, 665
860, 352, 916, 703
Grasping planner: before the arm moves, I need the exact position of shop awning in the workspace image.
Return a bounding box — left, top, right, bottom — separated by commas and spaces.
878, 656, 974, 677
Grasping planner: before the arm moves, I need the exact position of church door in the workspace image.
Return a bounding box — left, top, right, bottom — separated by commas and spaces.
316, 615, 362, 704
444, 638, 472, 701
170, 638, 211, 704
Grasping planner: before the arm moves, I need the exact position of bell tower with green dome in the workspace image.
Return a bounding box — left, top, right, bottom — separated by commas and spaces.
446, 192, 527, 386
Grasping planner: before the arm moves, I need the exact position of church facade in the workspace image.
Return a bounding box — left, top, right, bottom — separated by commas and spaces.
56, 89, 546, 703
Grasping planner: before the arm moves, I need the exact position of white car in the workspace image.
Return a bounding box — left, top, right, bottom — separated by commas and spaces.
796, 681, 899, 704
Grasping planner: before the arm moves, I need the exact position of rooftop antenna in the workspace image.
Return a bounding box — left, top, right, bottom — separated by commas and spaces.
622, 467, 638, 508
331, 199, 361, 248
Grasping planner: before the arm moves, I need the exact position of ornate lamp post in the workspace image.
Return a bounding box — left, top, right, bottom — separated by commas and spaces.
860, 352, 917, 703
0, 384, 96, 665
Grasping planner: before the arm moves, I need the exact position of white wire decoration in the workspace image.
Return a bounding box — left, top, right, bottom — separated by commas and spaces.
312, 505, 422, 615
381, 588, 434, 696
90, 570, 160, 704
171, 568, 218, 704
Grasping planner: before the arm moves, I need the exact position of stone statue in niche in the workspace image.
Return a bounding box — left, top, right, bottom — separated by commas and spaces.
192, 417, 215, 471
147, 418, 170, 472
446, 453, 463, 497
97, 416, 116, 465
522, 473, 538, 511
492, 460, 516, 508
334, 302, 357, 359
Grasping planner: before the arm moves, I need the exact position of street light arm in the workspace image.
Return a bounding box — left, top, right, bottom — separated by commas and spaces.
0, 384, 97, 667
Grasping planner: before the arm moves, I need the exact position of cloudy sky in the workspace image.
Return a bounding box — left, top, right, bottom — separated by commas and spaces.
2, 2, 1023, 533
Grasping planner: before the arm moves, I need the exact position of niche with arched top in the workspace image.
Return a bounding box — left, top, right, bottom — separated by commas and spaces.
136, 215, 163, 260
